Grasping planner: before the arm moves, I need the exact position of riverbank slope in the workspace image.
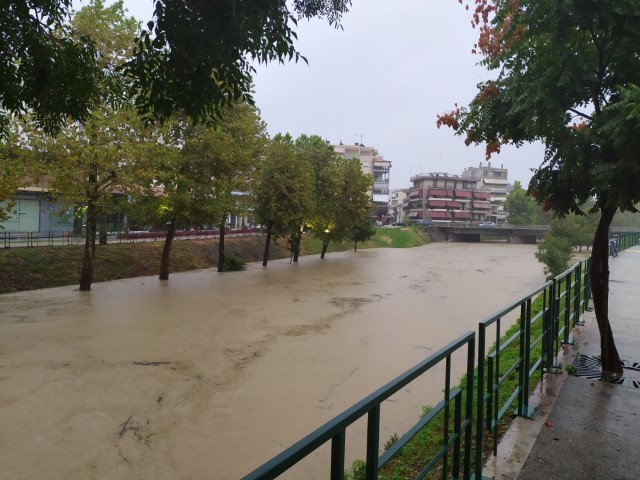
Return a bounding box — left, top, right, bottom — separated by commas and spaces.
0, 227, 428, 293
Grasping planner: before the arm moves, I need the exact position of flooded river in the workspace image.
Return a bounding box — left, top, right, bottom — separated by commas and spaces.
0, 243, 544, 480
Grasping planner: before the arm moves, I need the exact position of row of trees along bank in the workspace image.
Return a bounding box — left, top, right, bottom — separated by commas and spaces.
1, 1, 372, 292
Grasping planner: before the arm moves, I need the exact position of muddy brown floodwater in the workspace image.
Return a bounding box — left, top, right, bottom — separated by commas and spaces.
0, 243, 545, 480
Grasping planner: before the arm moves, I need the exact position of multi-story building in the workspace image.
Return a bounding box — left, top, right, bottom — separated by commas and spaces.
462, 162, 509, 222
389, 189, 408, 224
332, 142, 391, 221
407, 172, 492, 224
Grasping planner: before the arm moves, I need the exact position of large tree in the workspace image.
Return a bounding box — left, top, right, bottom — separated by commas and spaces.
0, 130, 28, 224
299, 136, 373, 259
0, 1, 101, 138
503, 180, 537, 225
131, 103, 267, 279
17, 1, 146, 291
438, 0, 640, 377
124, 0, 351, 127
253, 134, 315, 266
1, 1, 350, 138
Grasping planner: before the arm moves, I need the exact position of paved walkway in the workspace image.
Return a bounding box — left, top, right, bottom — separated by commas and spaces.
484, 245, 640, 480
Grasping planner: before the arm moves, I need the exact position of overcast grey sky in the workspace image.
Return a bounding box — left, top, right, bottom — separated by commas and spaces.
110, 0, 545, 190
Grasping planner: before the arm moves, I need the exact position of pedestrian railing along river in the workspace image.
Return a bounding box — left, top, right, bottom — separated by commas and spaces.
243, 232, 640, 480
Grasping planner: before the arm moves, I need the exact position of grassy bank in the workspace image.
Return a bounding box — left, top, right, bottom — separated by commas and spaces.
0, 226, 429, 293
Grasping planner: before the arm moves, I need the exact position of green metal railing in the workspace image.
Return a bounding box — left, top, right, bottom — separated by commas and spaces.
243, 233, 639, 480
243, 332, 476, 480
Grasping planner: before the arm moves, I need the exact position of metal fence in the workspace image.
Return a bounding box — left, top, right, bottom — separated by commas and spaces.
1, 228, 262, 249
242, 232, 639, 480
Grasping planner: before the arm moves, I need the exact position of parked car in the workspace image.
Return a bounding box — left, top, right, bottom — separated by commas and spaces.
419, 218, 433, 228
479, 222, 496, 228
393, 221, 406, 227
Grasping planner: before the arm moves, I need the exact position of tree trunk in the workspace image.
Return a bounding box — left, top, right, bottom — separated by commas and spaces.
589, 205, 622, 377
321, 239, 329, 259
218, 216, 226, 272
353, 241, 358, 252
159, 221, 176, 280
292, 231, 301, 263
79, 200, 97, 291
262, 230, 272, 267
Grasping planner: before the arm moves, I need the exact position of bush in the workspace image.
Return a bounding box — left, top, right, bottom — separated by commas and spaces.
535, 233, 572, 278
223, 254, 246, 271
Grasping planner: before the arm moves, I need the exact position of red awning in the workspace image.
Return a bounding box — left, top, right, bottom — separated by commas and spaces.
473, 192, 491, 200
446, 200, 462, 208
454, 190, 473, 198
428, 200, 447, 207
429, 189, 454, 197
454, 211, 472, 219
428, 210, 451, 219
473, 201, 491, 209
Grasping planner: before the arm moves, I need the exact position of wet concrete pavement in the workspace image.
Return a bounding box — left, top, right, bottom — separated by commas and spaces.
485, 245, 640, 480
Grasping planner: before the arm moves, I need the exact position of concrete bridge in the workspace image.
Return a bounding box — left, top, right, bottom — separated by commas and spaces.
433, 225, 640, 244
434, 225, 548, 243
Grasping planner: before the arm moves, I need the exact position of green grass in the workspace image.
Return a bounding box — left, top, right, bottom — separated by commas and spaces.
301, 226, 429, 253
363, 227, 430, 248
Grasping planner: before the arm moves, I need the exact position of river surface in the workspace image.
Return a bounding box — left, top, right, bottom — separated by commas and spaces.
0, 243, 545, 480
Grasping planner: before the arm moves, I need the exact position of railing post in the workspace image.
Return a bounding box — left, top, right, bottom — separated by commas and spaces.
542, 286, 551, 371
330, 431, 345, 480
453, 393, 461, 479
521, 298, 537, 418
365, 407, 379, 480
553, 278, 561, 354
465, 335, 474, 480
584, 258, 592, 311
443, 355, 451, 480
517, 304, 526, 417
475, 327, 485, 480
563, 273, 572, 345
574, 263, 584, 325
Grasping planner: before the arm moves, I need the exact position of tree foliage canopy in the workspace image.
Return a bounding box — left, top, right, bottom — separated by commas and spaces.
0, 0, 101, 137
0, 0, 351, 137
438, 0, 640, 375
503, 180, 537, 224
439, 0, 640, 216
124, 0, 351, 126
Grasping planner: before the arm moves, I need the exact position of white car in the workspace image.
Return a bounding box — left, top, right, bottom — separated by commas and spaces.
479, 222, 496, 228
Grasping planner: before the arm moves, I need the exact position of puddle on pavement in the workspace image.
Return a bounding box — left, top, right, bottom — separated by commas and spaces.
0, 243, 545, 479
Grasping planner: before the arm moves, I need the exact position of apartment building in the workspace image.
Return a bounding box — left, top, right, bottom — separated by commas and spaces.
389, 189, 408, 224
462, 162, 509, 222
332, 142, 391, 221
407, 172, 493, 224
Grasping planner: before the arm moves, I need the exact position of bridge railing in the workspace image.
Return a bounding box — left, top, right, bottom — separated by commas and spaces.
242, 234, 640, 480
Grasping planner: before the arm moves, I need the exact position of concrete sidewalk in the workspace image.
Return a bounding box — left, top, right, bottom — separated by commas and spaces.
484, 245, 640, 480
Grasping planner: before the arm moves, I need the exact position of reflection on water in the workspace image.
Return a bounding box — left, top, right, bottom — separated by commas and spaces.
0, 243, 544, 479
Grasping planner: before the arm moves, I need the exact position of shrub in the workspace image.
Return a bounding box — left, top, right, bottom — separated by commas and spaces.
223, 254, 246, 271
